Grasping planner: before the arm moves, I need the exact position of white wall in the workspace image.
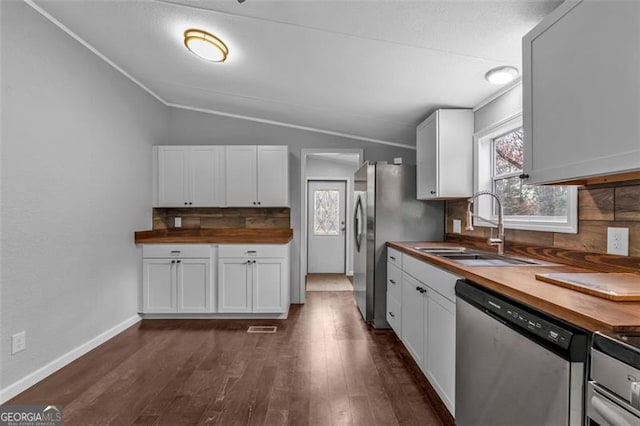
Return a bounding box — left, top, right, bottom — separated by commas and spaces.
474, 83, 522, 133
166, 107, 416, 302
0, 1, 166, 394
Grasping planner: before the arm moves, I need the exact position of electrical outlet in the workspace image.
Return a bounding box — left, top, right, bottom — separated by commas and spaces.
607, 227, 629, 256
453, 219, 462, 234
174, 217, 182, 228
11, 331, 26, 355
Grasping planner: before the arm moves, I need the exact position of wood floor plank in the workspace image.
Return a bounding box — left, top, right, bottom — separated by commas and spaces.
6, 292, 452, 426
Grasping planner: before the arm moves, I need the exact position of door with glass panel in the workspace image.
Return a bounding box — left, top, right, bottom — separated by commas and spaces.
307, 180, 347, 273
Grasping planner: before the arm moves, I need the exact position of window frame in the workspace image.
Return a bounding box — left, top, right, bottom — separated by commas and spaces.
474, 113, 578, 234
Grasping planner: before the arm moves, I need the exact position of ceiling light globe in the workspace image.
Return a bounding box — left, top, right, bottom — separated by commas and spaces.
184, 29, 228, 62
485, 66, 519, 85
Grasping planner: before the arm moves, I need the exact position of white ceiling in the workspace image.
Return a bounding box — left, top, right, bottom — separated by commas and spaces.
31, 0, 561, 147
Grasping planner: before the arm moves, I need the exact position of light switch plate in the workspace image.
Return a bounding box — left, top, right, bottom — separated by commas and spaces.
12, 331, 26, 355
174, 217, 182, 228
453, 219, 462, 234
607, 227, 629, 256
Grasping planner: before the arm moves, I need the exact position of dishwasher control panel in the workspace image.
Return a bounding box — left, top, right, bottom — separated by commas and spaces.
484, 296, 573, 349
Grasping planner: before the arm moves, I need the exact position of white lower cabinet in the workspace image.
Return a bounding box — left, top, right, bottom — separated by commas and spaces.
218, 258, 253, 312
425, 289, 456, 414
142, 245, 213, 313
401, 272, 427, 366
387, 248, 458, 417
218, 244, 289, 313
143, 259, 176, 312
253, 258, 287, 313
177, 259, 211, 312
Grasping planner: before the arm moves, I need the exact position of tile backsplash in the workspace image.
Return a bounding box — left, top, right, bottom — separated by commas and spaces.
153, 208, 290, 230
446, 181, 640, 257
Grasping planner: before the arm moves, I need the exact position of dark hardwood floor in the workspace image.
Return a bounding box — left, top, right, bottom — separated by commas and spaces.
7, 292, 454, 425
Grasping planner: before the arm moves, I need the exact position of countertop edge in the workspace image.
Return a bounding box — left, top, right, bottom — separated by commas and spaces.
135, 228, 294, 244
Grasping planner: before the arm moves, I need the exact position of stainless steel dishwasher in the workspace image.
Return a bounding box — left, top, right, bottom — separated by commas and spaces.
455, 279, 588, 426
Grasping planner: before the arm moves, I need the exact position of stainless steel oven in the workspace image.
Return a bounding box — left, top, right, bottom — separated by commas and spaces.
588, 332, 640, 425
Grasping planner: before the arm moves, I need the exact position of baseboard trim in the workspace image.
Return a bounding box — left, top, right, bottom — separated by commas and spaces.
140, 312, 288, 320
0, 314, 141, 403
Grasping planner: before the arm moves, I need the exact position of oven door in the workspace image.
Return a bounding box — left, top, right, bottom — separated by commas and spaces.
587, 382, 640, 425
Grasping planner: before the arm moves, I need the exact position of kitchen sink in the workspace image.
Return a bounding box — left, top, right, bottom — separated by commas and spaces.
414, 246, 467, 253
437, 252, 543, 266
412, 246, 545, 266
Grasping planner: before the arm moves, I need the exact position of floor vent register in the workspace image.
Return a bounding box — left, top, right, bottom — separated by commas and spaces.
247, 326, 278, 334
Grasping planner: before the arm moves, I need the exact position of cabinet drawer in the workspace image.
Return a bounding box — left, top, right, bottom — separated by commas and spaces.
219, 244, 288, 258
386, 293, 402, 337
387, 247, 402, 268
143, 244, 212, 259
387, 262, 402, 302
403, 255, 460, 302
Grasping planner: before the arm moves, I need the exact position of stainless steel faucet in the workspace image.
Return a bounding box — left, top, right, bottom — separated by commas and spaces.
465, 191, 505, 255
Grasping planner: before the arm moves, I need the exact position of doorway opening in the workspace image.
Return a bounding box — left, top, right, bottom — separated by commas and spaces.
300, 150, 362, 300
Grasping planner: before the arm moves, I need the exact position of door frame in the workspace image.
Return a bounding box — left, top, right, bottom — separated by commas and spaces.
306, 178, 348, 275
299, 149, 362, 304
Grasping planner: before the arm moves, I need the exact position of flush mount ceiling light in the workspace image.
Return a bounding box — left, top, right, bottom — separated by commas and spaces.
485, 66, 519, 85
184, 29, 228, 62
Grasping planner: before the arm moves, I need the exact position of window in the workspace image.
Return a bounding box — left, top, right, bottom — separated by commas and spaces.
313, 189, 340, 235
475, 115, 577, 233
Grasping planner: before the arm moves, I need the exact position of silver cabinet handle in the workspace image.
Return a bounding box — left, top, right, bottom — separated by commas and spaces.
631, 380, 640, 409
390, 256, 396, 260
389, 279, 396, 284
389, 312, 395, 318
171, 251, 181, 254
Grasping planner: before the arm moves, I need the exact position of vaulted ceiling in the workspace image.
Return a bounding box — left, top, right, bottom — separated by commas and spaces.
31, 0, 561, 147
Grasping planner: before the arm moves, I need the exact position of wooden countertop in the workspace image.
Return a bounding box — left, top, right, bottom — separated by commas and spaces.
135, 228, 293, 244
387, 241, 640, 332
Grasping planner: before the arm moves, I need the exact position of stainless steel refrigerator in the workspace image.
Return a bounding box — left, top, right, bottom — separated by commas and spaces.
353, 162, 444, 328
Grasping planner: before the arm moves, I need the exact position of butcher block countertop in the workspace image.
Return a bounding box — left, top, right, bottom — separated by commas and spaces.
388, 241, 640, 333
135, 228, 293, 244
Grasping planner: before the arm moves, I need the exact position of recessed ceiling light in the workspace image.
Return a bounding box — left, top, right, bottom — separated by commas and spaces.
485, 66, 519, 85
184, 29, 228, 62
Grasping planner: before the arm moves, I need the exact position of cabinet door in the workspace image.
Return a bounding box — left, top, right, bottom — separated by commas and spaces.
416, 113, 438, 199
225, 146, 257, 207
401, 272, 426, 366
176, 259, 211, 313
158, 147, 189, 207
523, 0, 640, 184
218, 258, 252, 312
142, 259, 176, 313
386, 292, 402, 337
253, 258, 287, 313
257, 146, 289, 207
425, 290, 456, 415
189, 146, 225, 206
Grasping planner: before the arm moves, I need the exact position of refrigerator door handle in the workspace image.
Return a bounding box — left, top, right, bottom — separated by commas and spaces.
354, 195, 363, 252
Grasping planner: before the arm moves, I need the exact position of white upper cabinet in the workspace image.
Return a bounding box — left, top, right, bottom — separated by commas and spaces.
156, 146, 224, 207
155, 145, 288, 207
225, 145, 289, 207
158, 147, 189, 207
523, 0, 640, 184
225, 145, 258, 207
189, 146, 225, 206
416, 109, 474, 200
257, 146, 289, 207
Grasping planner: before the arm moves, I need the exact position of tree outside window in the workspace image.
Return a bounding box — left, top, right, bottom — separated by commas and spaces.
492, 127, 568, 219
